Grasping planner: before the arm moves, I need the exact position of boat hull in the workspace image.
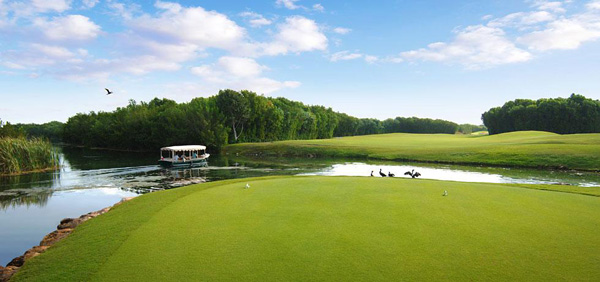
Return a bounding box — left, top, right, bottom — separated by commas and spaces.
158, 158, 208, 168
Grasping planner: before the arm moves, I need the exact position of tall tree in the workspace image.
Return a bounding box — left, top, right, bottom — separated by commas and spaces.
216, 89, 251, 142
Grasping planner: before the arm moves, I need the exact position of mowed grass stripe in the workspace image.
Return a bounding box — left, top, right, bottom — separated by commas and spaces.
16, 176, 600, 281
224, 131, 600, 170
12, 178, 252, 281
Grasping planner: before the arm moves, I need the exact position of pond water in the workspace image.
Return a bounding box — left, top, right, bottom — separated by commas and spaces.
1, 146, 599, 265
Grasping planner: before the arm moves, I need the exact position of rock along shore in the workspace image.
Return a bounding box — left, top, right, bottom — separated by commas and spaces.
0, 197, 134, 282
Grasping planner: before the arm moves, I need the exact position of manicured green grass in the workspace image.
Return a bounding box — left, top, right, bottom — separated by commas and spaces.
0, 137, 58, 175
224, 131, 600, 170
14, 176, 600, 281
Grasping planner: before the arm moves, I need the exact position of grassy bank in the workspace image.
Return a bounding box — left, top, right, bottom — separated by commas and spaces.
0, 137, 58, 175
224, 131, 600, 171
14, 176, 600, 281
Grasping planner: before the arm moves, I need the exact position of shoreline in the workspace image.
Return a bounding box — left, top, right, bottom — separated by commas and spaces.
0, 166, 59, 177
225, 151, 600, 173
0, 197, 134, 282
223, 132, 600, 172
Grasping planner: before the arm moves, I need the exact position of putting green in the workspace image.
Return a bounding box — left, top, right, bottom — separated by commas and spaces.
14, 176, 600, 281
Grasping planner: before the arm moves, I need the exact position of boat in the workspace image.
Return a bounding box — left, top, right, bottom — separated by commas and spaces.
158, 145, 210, 168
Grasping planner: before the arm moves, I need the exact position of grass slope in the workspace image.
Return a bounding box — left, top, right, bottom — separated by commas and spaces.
14, 176, 600, 281
223, 131, 600, 170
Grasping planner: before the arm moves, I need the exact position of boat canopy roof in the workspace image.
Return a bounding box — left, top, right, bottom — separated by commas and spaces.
161, 145, 206, 151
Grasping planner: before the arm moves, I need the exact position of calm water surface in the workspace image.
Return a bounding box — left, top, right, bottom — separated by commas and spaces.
1, 146, 599, 265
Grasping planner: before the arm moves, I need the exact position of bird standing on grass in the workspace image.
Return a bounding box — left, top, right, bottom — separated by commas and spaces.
105, 88, 113, 95
379, 169, 386, 177
370, 171, 374, 177
443, 190, 448, 196
245, 183, 250, 189
388, 172, 395, 177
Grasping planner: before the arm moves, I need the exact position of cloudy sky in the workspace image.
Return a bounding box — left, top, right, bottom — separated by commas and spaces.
1, 0, 600, 124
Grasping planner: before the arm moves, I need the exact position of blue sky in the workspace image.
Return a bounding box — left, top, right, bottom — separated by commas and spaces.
1, 0, 600, 124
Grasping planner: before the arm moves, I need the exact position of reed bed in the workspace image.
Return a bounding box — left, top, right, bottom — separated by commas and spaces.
0, 137, 58, 175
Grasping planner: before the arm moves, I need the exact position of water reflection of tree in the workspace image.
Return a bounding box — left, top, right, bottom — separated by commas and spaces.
0, 189, 52, 210
61, 146, 156, 170
0, 164, 59, 209
0, 171, 58, 191
165, 166, 207, 180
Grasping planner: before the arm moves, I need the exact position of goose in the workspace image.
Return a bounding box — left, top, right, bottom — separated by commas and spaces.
388, 172, 395, 177
379, 169, 386, 177
244, 183, 250, 189
370, 170, 374, 177
105, 88, 113, 95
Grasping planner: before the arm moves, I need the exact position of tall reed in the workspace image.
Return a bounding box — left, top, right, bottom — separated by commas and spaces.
0, 137, 59, 175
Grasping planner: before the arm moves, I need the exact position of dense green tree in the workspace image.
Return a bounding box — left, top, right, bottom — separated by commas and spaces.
14, 121, 64, 142
0, 119, 25, 138
62, 90, 463, 151
482, 94, 600, 134
457, 124, 487, 134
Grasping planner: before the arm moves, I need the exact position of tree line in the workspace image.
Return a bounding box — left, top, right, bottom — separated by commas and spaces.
0, 119, 24, 138
58, 89, 463, 151
482, 94, 600, 135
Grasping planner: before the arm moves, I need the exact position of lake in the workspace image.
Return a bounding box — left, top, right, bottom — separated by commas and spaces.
1, 146, 599, 265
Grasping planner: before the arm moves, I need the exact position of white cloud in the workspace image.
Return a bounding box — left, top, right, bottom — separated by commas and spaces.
192, 56, 267, 80
107, 1, 140, 20
191, 56, 299, 94
82, 0, 98, 8
332, 27, 351, 34
532, 1, 566, 13
364, 55, 378, 64
50, 2, 251, 77
239, 11, 272, 27
263, 16, 327, 55
1, 0, 72, 19
123, 37, 200, 63
154, 0, 182, 13
1, 61, 27, 70
330, 50, 362, 62
400, 25, 532, 69
30, 43, 75, 58
34, 15, 101, 41
239, 77, 301, 94
481, 14, 493, 21
218, 56, 268, 78
588, 0, 600, 10
52, 54, 184, 80
31, 0, 71, 13
274, 0, 322, 12
313, 3, 324, 12
249, 17, 272, 27
518, 16, 600, 50
276, 0, 301, 10
131, 4, 246, 51
0, 43, 87, 72
488, 11, 555, 28
0, 1, 326, 84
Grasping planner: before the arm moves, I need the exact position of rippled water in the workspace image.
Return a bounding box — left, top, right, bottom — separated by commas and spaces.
1, 146, 599, 265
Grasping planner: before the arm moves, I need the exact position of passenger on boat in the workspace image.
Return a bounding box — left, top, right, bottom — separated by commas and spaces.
193, 152, 198, 159
174, 153, 180, 161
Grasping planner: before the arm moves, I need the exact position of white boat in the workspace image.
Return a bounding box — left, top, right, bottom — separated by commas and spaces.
158, 145, 210, 168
